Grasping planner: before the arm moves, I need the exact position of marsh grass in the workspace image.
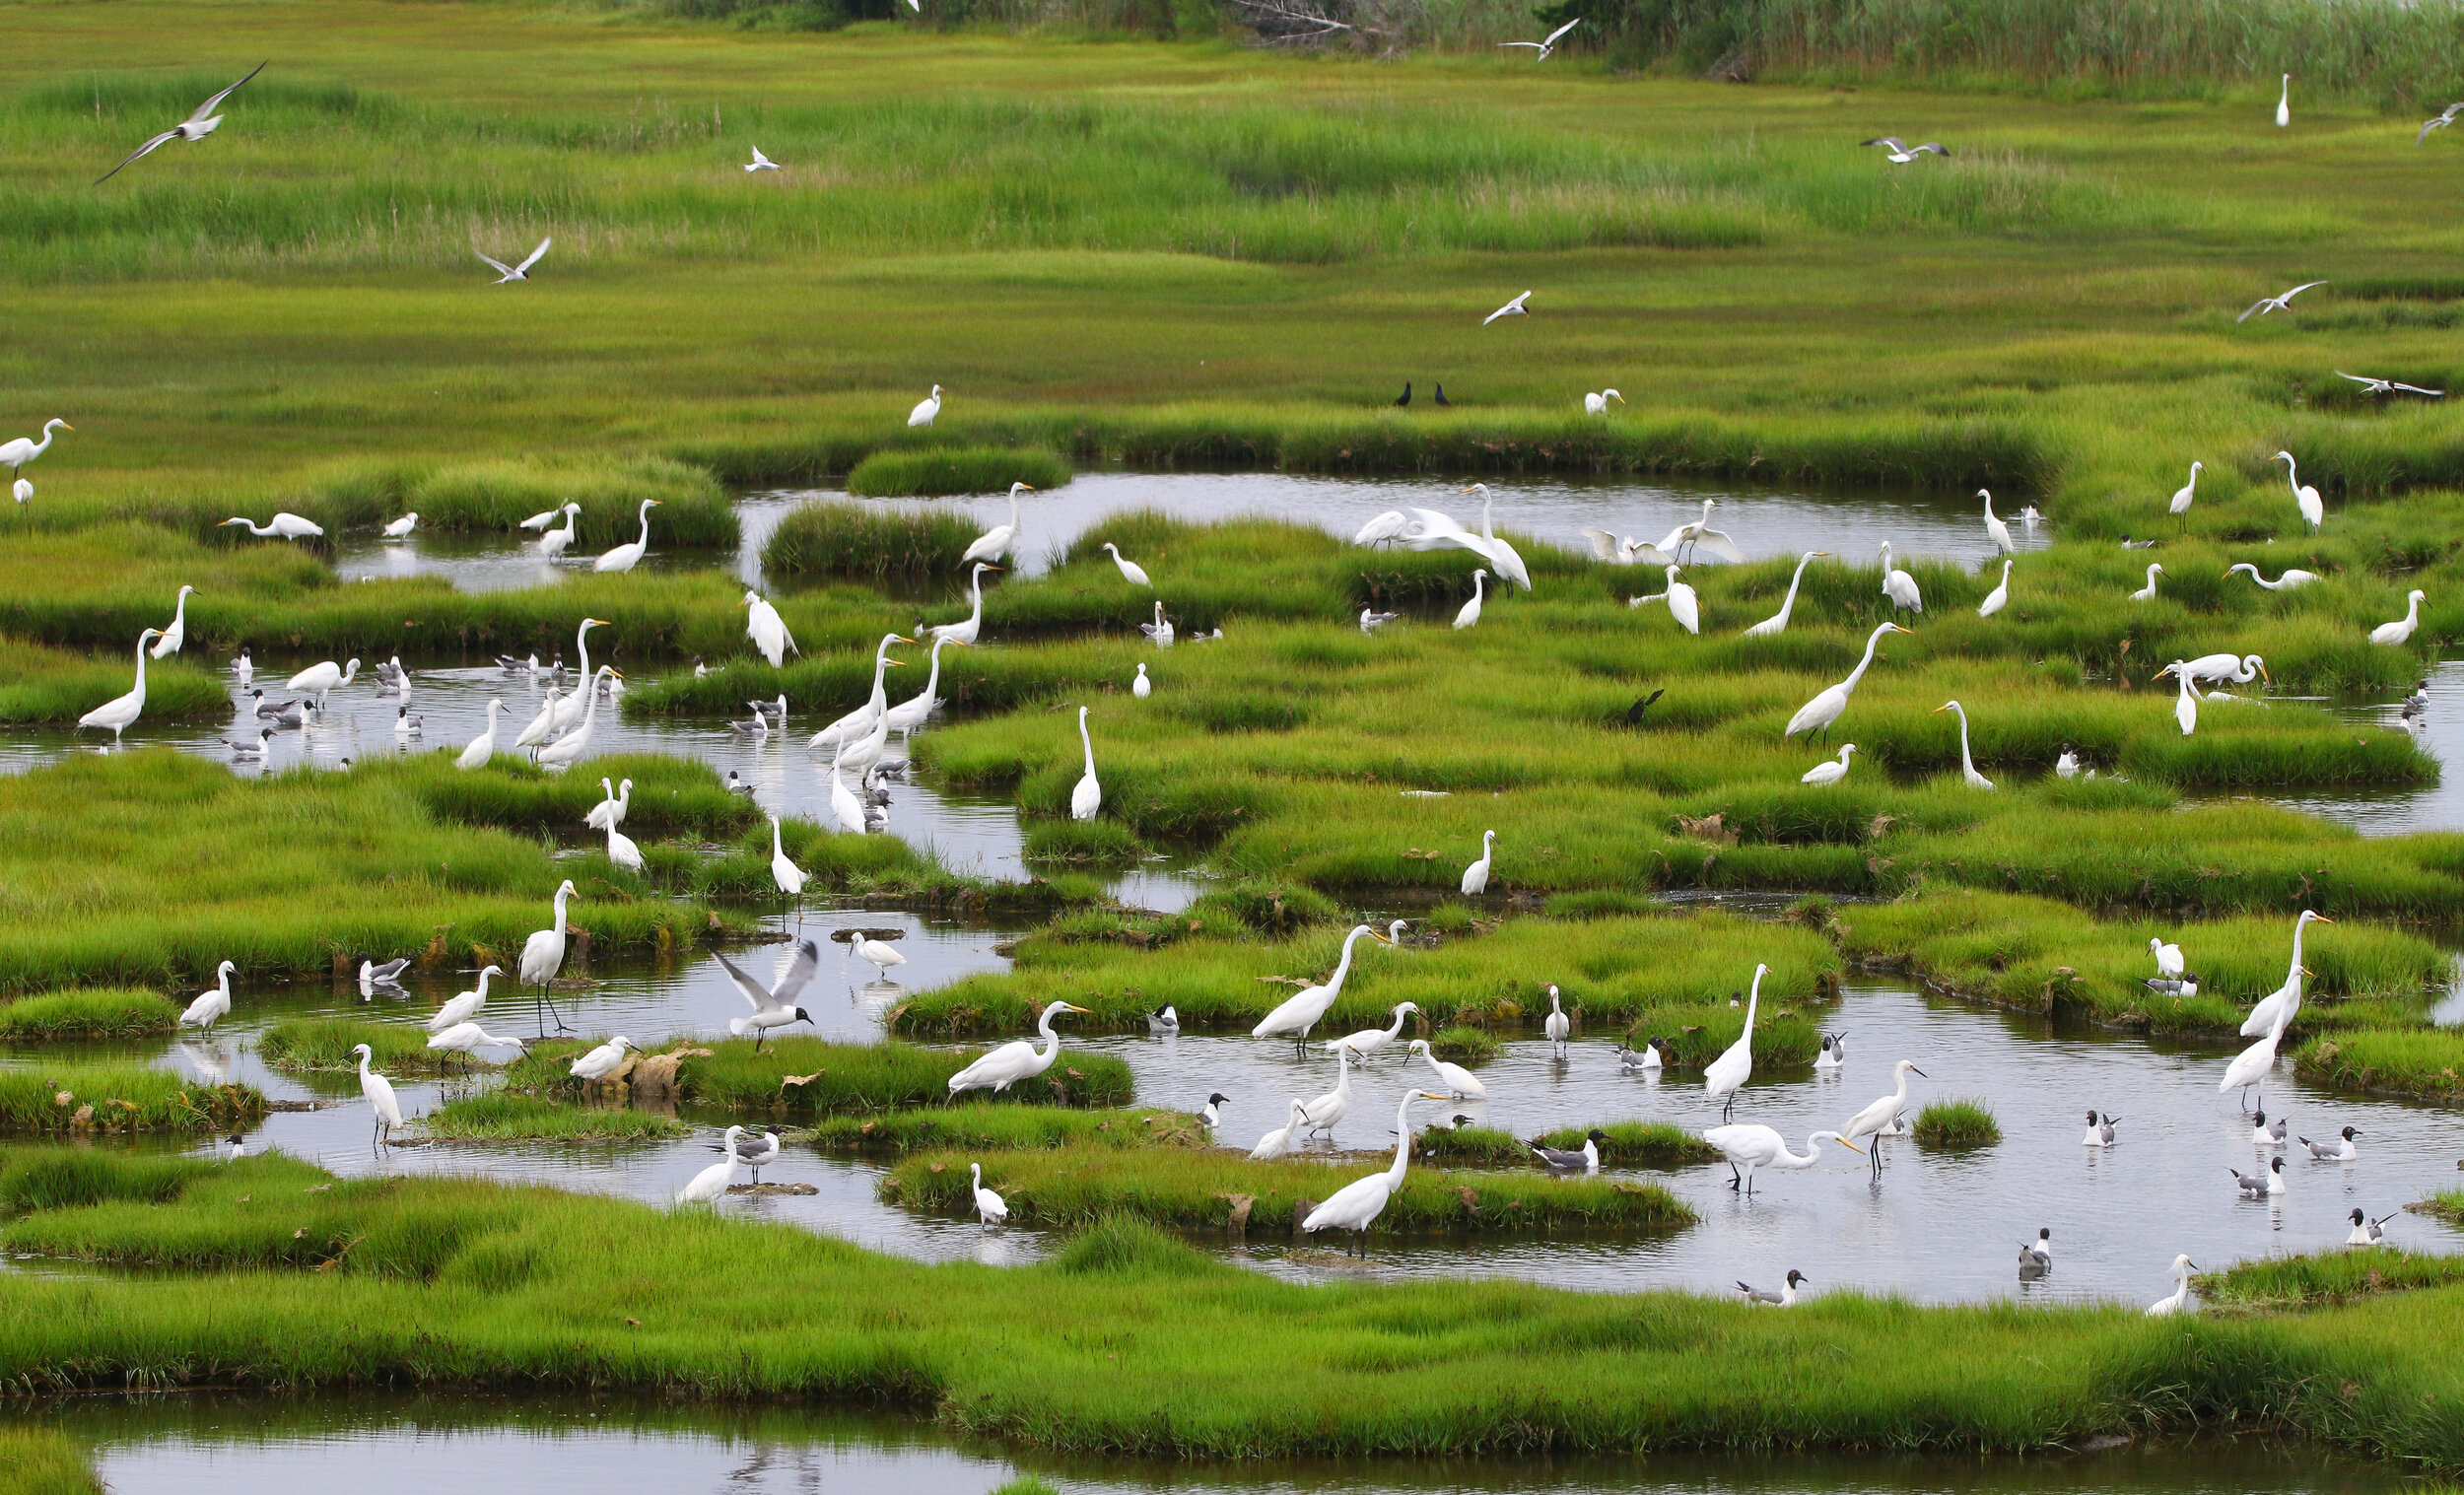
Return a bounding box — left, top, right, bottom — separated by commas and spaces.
259, 1019, 454, 1076
1417, 1121, 1719, 1168
805, 1105, 1203, 1152
2295, 1030, 2464, 1102
505, 1036, 1137, 1113
1429, 1026, 1501, 1061
416, 1094, 692, 1142
2197, 1250, 2464, 1309
845, 447, 1070, 498
0, 1067, 263, 1134
884, 1146, 1696, 1233
1912, 1098, 2002, 1149
760, 500, 977, 582
0, 1426, 100, 1495
0, 635, 229, 725
0, 990, 177, 1042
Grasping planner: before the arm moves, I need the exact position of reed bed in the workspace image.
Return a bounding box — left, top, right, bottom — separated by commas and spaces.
883, 1147, 1697, 1233
0, 1066, 264, 1134
806, 1105, 1203, 1151
505, 1035, 1138, 1113
844, 447, 1071, 499
1417, 1121, 1720, 1168
2196, 1250, 2464, 1309
2295, 1029, 2464, 1102
0, 990, 178, 1042
759, 500, 979, 582
416, 1094, 693, 1142
0, 1426, 100, 1495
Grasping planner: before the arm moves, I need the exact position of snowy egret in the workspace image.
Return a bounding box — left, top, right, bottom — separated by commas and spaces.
426, 1022, 527, 1068
1703, 964, 1766, 1121
1744, 552, 1831, 637
286, 657, 359, 713
2147, 1255, 2198, 1316
1250, 1100, 1310, 1161
856, 933, 907, 980
178, 961, 238, 1035
1932, 700, 1995, 789
78, 629, 163, 745
1300, 1090, 1451, 1256
2150, 936, 2186, 981
1980, 491, 2015, 554
1543, 985, 1571, 1056
1102, 542, 1152, 587
518, 879, 580, 1035
677, 1125, 746, 1205
1254, 924, 1391, 1046
2131, 563, 2164, 602
1839, 1058, 1927, 1175
382, 512, 418, 540
593, 499, 662, 573
1802, 744, 1858, 785
569, 1035, 635, 1082
1460, 829, 1498, 895
351, 1043, 405, 1147
2170, 462, 2202, 521
1787, 624, 1911, 743
96, 63, 265, 182
425, 965, 504, 1033
962, 484, 1033, 565
2371, 590, 2427, 646
1131, 662, 1151, 699
1702, 1123, 1859, 1194
969, 1162, 1007, 1225
585, 778, 634, 833
151, 585, 195, 657
1299, 1046, 1355, 1135
718, 938, 818, 1050
768, 815, 808, 907
947, 1000, 1090, 1095
1404, 1038, 1486, 1099
1978, 560, 2011, 617
1878, 542, 1922, 613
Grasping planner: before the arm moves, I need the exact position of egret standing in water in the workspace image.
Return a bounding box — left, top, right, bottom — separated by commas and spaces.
78, 629, 163, 746
1839, 1058, 1928, 1176
970, 1163, 1007, 1226
594, 499, 663, 573
1407, 1038, 1486, 1099
517, 879, 580, 1035
2242, 910, 2332, 1038
1703, 963, 1767, 1121
178, 961, 238, 1035
1254, 924, 1391, 1048
1300, 1090, 1451, 1257
947, 1001, 1090, 1096
1702, 1123, 1860, 1194
350, 1043, 404, 1149
1980, 491, 2015, 554
677, 1125, 746, 1206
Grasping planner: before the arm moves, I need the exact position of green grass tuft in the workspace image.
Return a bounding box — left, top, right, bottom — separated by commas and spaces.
1912, 1098, 2002, 1149
760, 500, 978, 583
2197, 1250, 2464, 1309
845, 447, 1069, 498
1428, 1026, 1501, 1061
415, 1094, 693, 1143
806, 1105, 1203, 1152
259, 1019, 456, 1076
1417, 1121, 1720, 1168
0, 1067, 263, 1135
0, 1425, 102, 1495
0, 989, 178, 1042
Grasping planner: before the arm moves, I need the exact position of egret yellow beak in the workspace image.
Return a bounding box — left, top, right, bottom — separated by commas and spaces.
891, 635, 918, 645
1415, 1091, 1450, 1101
1931, 703, 1952, 714
59, 424, 73, 432
1832, 1137, 1864, 1153
2312, 914, 2336, 923
649, 499, 664, 507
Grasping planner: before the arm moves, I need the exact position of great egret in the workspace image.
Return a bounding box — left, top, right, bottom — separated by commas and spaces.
2220, 1017, 2290, 1110
2298, 1125, 2361, 1161
1877, 541, 1923, 613
1461, 485, 1534, 590
826, 742, 866, 835
2226, 563, 2319, 590
884, 635, 963, 742
513, 682, 565, 751
1651, 500, 1745, 566
1932, 700, 1994, 789
2170, 665, 2200, 737
2274, 451, 2324, 532
745, 145, 782, 172
1300, 1089, 1450, 1257
570, 1034, 636, 1082
287, 657, 359, 713
1298, 1046, 1354, 1135
1131, 661, 1151, 699
426, 965, 504, 1033
1584, 388, 1624, 415
477, 237, 553, 284
1461, 829, 1496, 895
1786, 623, 1911, 741
2371, 590, 2427, 646
12, 479, 29, 505
1863, 136, 1949, 163
856, 933, 907, 980
535, 667, 619, 769
1498, 17, 1580, 58
1140, 600, 1175, 649
2229, 1157, 2287, 1195
1653, 566, 1701, 633
1739, 1269, 1811, 1305
1250, 1100, 1311, 1161
810, 634, 914, 748
717, 937, 819, 1050
447, 700, 503, 773
382, 512, 418, 540
2242, 910, 2332, 1037
947, 1000, 1089, 1095
1543, 985, 1571, 1056
538, 504, 582, 559
909, 384, 943, 428
1355, 511, 1410, 548
1402, 1037, 1485, 1099
2131, 563, 2163, 601
1980, 491, 2015, 554
79, 629, 163, 745
2236, 281, 2326, 323
1102, 543, 1152, 587
222, 512, 323, 541
2170, 462, 2202, 521
2350, 1208, 2396, 1245
2147, 1254, 2198, 1316
1321, 1000, 1421, 1060
1455, 570, 1488, 630
151, 586, 195, 657
1070, 706, 1102, 821
585, 778, 633, 833
932, 565, 1001, 646
2276, 73, 2291, 127
605, 821, 644, 873
677, 1126, 746, 1206
1839, 1058, 1927, 1175
427, 1022, 527, 1069
518, 878, 580, 1035
744, 590, 797, 667
963, 484, 1034, 565
1483, 291, 1533, 324
1979, 560, 2012, 616
594, 499, 662, 573
1253, 923, 1391, 1045
1704, 964, 1766, 1121
1744, 552, 1830, 637
178, 961, 238, 1035
768, 815, 809, 907
1702, 1123, 1860, 1194
96, 63, 265, 183
969, 1162, 1007, 1225
350, 1043, 405, 1148
1802, 744, 1857, 785
2150, 936, 2185, 980
0, 419, 70, 480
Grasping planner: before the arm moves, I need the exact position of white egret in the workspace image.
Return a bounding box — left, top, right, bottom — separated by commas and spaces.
1651, 566, 1701, 634
1703, 963, 1767, 1121
1932, 700, 1994, 789
1585, 388, 1624, 414
2131, 563, 2164, 601
1253, 923, 1391, 1046
1131, 662, 1151, 699
519, 507, 562, 531
1070, 706, 1102, 821
1139, 599, 1175, 648
593, 498, 662, 573
2220, 1018, 2291, 1111
1702, 1123, 1860, 1194
2371, 590, 2427, 646
1300, 1090, 1451, 1257
1877, 541, 1923, 613
78, 629, 163, 745
970, 1162, 1007, 1225
1739, 1270, 1811, 1305
677, 1125, 746, 1205
1581, 526, 1652, 566
151, 585, 195, 657
286, 657, 359, 712
538, 503, 582, 559
1785, 623, 1911, 741
947, 1000, 1090, 1095
1980, 490, 2015, 554
1298, 1046, 1354, 1135
1461, 485, 1534, 591
1801, 744, 1857, 785
745, 145, 782, 172
769, 814, 809, 906
350, 1043, 405, 1148
570, 1035, 635, 1082
425, 965, 504, 1033
1543, 985, 1571, 1057
1321, 1001, 1421, 1060
382, 512, 418, 539
585, 778, 634, 832
1743, 552, 1830, 637
826, 742, 866, 835
535, 667, 619, 769
2147, 1254, 2198, 1316
885, 635, 964, 742
2298, 1125, 2361, 1161
963, 484, 1033, 565
605, 821, 644, 873
1452, 569, 1489, 631
0, 419, 70, 480
427, 1022, 527, 1068
810, 634, 915, 749
1355, 510, 1410, 547
1862, 136, 1949, 163
95, 63, 264, 183
2350, 1208, 2396, 1245
856, 933, 907, 980
744, 590, 797, 667
518, 878, 581, 1035
1250, 1100, 1311, 1161
222, 512, 323, 541
1652, 500, 1745, 566
1102, 543, 1152, 587
13, 479, 29, 505
1839, 1057, 1928, 1175
1979, 560, 2012, 616
178, 960, 238, 1035
2171, 665, 2200, 737
2170, 462, 2202, 520
1497, 17, 1580, 58
932, 564, 1001, 647
2150, 936, 2185, 981
2274, 451, 2324, 532
717, 937, 819, 1050
1461, 828, 1496, 895
908, 384, 943, 428
1407, 1037, 1486, 1099
513, 682, 564, 751
2276, 73, 2291, 127
2226, 563, 2320, 590
2242, 910, 2332, 1038
1483, 291, 1533, 324
477, 237, 553, 284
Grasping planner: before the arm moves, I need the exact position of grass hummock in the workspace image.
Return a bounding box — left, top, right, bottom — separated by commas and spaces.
1911, 1098, 2002, 1150
505, 1036, 1136, 1114
2196, 1250, 2464, 1309
0, 989, 178, 1043
805, 1105, 1202, 1152
1418, 1121, 1721, 1169
415, 1094, 692, 1143
844, 446, 1069, 498
760, 500, 978, 582
259, 1019, 459, 1076
0, 1067, 263, 1135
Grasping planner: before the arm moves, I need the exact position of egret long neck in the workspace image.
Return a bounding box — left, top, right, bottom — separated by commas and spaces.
1079, 715, 1096, 775
1327, 927, 1367, 992
922, 638, 947, 696
2288, 917, 2312, 986
1385, 1092, 1417, 1184
576, 625, 593, 679
1776, 556, 1813, 620
869, 641, 895, 708
130, 634, 150, 692
553, 890, 571, 935
636, 503, 655, 546
1843, 629, 1886, 690
1383, 1007, 1407, 1040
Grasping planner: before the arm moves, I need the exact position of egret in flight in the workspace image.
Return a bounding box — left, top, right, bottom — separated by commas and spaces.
96, 62, 266, 184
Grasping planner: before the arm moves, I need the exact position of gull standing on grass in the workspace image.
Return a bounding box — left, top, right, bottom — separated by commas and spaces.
1862, 136, 1949, 163
2237, 282, 2326, 323
1498, 18, 1580, 59
745, 146, 782, 172
96, 62, 266, 183
477, 237, 553, 284
717, 938, 819, 1051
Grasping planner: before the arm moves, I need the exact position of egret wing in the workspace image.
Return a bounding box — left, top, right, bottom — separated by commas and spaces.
1579, 526, 1622, 562
1690, 527, 1748, 564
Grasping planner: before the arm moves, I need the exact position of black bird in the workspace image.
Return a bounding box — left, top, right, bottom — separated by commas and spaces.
1393, 382, 1412, 407
1434, 384, 1452, 406
1623, 689, 1666, 726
